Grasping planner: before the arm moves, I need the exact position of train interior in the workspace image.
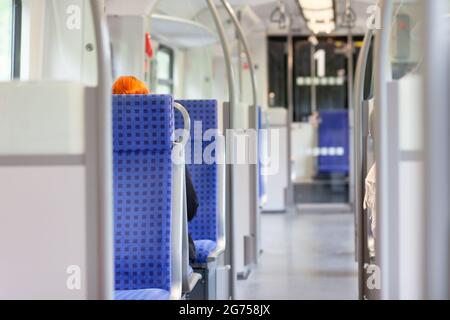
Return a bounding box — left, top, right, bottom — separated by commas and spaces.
1, 0, 450, 300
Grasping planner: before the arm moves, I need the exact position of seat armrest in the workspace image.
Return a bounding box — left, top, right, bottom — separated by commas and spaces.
170, 142, 184, 300
207, 245, 226, 262
174, 102, 200, 293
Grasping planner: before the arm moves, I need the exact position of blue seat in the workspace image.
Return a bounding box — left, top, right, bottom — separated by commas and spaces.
115, 289, 170, 300
194, 239, 217, 264
318, 109, 350, 174
174, 100, 219, 264
113, 94, 175, 300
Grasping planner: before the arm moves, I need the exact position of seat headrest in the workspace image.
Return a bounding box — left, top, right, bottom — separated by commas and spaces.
174, 100, 218, 139
113, 94, 174, 152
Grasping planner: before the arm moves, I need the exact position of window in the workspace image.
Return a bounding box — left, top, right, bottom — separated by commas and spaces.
0, 0, 13, 80
156, 45, 174, 94
389, 3, 423, 80
268, 36, 287, 108
363, 37, 374, 101
0, 0, 21, 80
293, 37, 350, 121
292, 36, 364, 121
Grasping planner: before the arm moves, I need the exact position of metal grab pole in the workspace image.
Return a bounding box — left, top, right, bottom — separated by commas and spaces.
220, 0, 258, 107
206, 0, 237, 116
220, 0, 261, 266
423, 0, 450, 300
205, 0, 237, 299
286, 18, 295, 207
90, 0, 114, 300
373, 0, 393, 300
353, 28, 374, 300
346, 0, 355, 211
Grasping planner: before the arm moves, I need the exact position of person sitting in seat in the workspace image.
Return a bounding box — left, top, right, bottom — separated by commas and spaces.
364, 109, 376, 257
112, 76, 200, 263
112, 76, 151, 95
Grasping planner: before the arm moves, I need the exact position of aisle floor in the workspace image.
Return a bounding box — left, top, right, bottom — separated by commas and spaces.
235, 210, 358, 300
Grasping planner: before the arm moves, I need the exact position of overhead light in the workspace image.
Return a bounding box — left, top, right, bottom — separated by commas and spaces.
298, 0, 333, 10
298, 0, 336, 34
302, 8, 334, 22
307, 20, 336, 34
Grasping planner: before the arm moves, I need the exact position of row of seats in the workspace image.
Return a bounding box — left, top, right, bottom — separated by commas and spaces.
112, 94, 224, 300
175, 100, 220, 265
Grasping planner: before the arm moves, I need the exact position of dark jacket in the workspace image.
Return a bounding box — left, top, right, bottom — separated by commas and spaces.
185, 167, 199, 263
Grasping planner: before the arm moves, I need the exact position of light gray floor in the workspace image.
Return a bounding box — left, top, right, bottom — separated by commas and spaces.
235, 210, 358, 300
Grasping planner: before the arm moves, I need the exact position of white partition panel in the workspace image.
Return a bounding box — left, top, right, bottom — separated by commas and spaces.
0, 167, 87, 299
0, 81, 111, 299
263, 108, 288, 212
384, 75, 425, 299
397, 75, 424, 299
231, 102, 262, 277
0, 83, 85, 155
231, 128, 253, 279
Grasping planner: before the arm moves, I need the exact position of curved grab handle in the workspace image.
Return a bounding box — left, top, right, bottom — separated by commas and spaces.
221, 0, 258, 108
205, 0, 237, 126
173, 102, 191, 147
354, 29, 374, 120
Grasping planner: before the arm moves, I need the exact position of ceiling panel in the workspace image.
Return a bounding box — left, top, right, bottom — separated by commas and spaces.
106, 0, 378, 35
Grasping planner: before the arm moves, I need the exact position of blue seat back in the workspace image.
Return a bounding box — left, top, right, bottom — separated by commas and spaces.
113, 94, 174, 292
318, 109, 350, 174
174, 100, 218, 242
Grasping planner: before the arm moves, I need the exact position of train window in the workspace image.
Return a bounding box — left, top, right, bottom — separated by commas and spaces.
390, 1, 423, 80
363, 37, 374, 101
293, 36, 362, 122
268, 36, 287, 109
0, 0, 13, 80
11, 0, 21, 79
156, 45, 174, 94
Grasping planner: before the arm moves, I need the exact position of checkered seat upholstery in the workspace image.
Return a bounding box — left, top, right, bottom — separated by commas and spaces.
174, 100, 219, 264
113, 94, 174, 300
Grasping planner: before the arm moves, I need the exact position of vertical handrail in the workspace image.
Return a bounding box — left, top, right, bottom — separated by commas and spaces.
171, 142, 185, 299
310, 44, 317, 113
90, 0, 114, 300
346, 0, 355, 214
220, 0, 260, 265
205, 0, 237, 299
373, 0, 393, 300
423, 0, 450, 300
206, 0, 237, 120
353, 28, 374, 300
286, 18, 295, 207
220, 0, 258, 107
173, 102, 192, 295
